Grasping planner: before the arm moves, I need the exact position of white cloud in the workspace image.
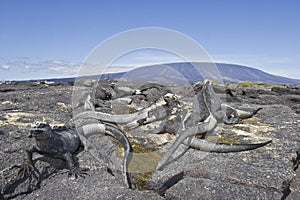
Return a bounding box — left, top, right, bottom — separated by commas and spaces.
1, 65, 10, 70
43, 61, 80, 77
52, 60, 64, 64
0, 58, 82, 80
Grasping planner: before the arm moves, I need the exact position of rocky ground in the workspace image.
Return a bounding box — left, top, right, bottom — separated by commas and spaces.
0, 80, 300, 200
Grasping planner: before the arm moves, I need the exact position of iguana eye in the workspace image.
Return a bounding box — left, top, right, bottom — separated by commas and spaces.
40, 123, 48, 128
31, 121, 39, 128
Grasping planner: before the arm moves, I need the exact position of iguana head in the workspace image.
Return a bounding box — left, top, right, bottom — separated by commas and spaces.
29, 121, 52, 139
163, 93, 180, 106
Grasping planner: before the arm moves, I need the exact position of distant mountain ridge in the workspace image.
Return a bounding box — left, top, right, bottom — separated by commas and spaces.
34, 62, 300, 85
164, 62, 300, 85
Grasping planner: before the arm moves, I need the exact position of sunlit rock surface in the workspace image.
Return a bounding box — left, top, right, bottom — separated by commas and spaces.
0, 80, 299, 199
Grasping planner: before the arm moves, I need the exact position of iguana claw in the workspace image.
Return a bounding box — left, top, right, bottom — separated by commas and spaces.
16, 162, 40, 180
68, 167, 88, 179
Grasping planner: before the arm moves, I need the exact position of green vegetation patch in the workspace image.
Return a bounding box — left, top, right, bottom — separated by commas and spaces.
225, 81, 286, 88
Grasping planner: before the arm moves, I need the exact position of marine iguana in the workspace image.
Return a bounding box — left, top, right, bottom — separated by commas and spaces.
71, 81, 141, 188
19, 121, 132, 189
70, 93, 170, 128
76, 122, 132, 188
71, 82, 175, 125
72, 80, 270, 172
18, 121, 85, 180
73, 81, 257, 126
156, 80, 271, 170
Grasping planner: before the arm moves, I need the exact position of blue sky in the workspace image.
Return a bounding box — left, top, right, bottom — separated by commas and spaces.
0, 0, 299, 80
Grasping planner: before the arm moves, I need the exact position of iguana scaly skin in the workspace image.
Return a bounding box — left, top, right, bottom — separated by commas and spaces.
72, 80, 270, 177
19, 121, 85, 179
20, 121, 132, 189
76, 122, 132, 189
156, 80, 271, 170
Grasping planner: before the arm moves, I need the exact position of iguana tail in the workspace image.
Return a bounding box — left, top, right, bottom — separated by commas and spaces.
183, 137, 272, 153
79, 123, 132, 189
104, 123, 132, 189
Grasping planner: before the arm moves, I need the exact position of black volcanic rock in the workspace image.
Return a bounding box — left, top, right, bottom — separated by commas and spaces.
1, 80, 300, 199
272, 87, 300, 95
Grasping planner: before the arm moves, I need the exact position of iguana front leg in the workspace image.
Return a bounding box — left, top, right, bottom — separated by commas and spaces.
62, 153, 86, 179
17, 147, 40, 179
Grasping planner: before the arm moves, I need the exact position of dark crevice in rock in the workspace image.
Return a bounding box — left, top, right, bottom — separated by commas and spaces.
0, 89, 16, 93
156, 171, 184, 196
281, 179, 292, 200
292, 150, 300, 171
280, 149, 300, 200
